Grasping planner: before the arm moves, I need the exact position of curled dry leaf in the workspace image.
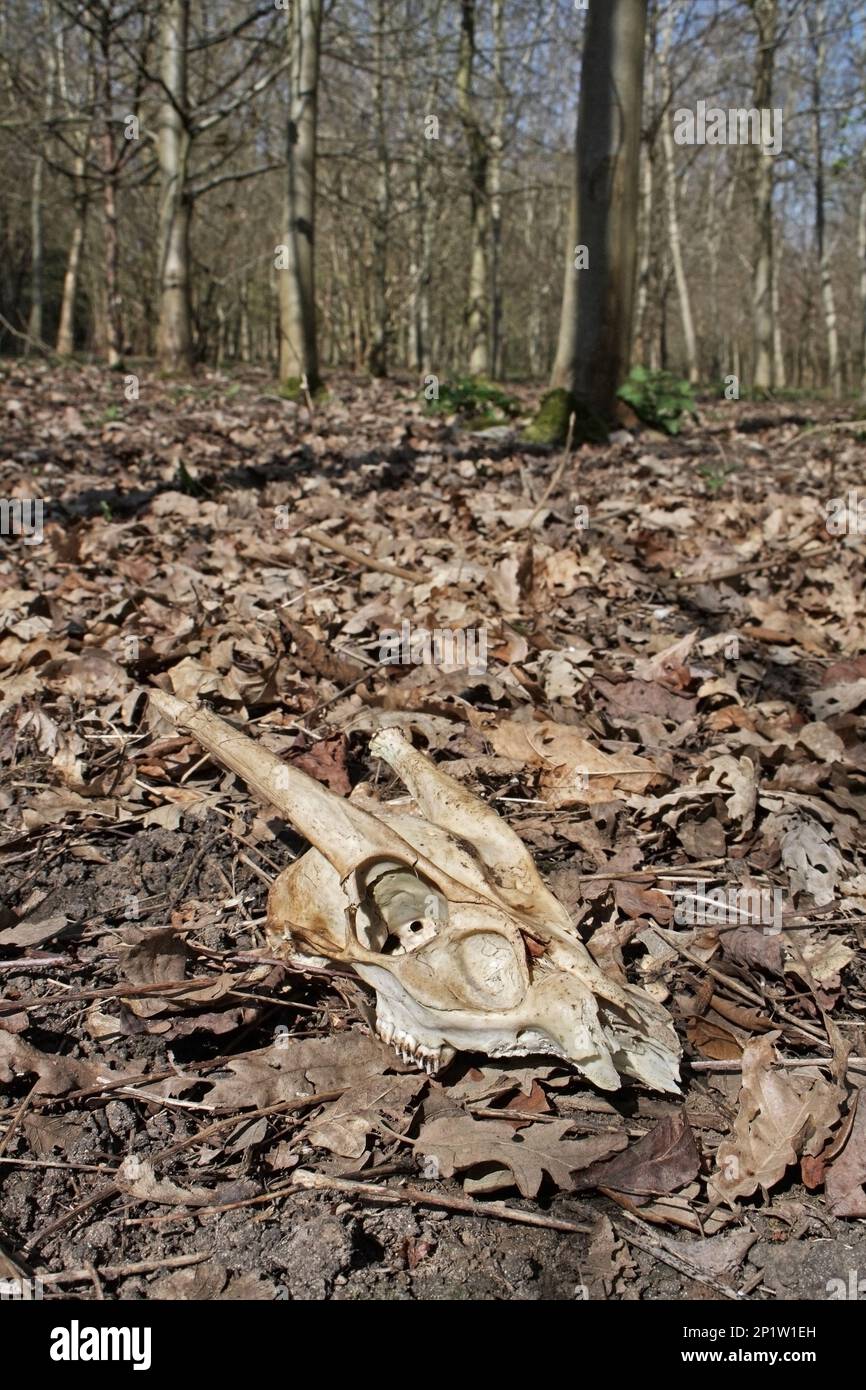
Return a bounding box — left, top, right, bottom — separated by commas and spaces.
824, 1092, 866, 1218
572, 1113, 700, 1197
709, 1035, 844, 1205
306, 1073, 426, 1159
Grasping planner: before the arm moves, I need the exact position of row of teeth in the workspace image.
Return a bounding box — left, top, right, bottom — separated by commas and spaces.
376, 1020, 442, 1074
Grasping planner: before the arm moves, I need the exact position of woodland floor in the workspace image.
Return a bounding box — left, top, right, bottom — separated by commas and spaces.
1, 361, 865, 1302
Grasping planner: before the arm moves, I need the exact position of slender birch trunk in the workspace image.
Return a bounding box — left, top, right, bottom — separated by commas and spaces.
156, 0, 194, 372
489, 0, 506, 378
56, 155, 88, 355
368, 0, 390, 377
859, 183, 866, 399
807, 1, 839, 395
749, 0, 777, 391
457, 0, 490, 377
278, 0, 322, 389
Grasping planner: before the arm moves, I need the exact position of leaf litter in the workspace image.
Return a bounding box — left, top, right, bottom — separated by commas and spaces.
1, 367, 865, 1300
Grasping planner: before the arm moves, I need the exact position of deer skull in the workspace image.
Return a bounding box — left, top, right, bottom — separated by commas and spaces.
149, 692, 680, 1092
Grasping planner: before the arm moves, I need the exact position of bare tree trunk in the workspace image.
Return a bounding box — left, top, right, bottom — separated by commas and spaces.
633, 3, 657, 367
661, 132, 698, 383
27, 150, 46, 348
772, 219, 786, 388
98, 11, 123, 369
278, 0, 322, 389
410, 160, 433, 375
56, 155, 88, 355
659, 10, 698, 383
457, 0, 490, 377
749, 0, 777, 391
807, 0, 839, 395
524, 195, 543, 377
368, 0, 390, 376
552, 0, 648, 417
859, 183, 866, 399
55, 17, 92, 357
239, 280, 251, 364
634, 136, 655, 364
489, 0, 506, 378
28, 6, 57, 349
156, 0, 193, 372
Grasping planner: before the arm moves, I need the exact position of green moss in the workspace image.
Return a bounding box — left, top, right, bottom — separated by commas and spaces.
278, 376, 327, 403
463, 411, 507, 431
522, 389, 607, 446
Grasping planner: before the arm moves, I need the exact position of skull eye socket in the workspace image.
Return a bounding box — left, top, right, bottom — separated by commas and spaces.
355, 862, 448, 956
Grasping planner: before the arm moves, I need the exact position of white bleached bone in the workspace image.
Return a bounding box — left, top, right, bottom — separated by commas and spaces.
148, 691, 680, 1092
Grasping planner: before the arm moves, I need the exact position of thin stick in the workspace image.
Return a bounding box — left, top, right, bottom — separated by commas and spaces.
688, 1057, 866, 1073
290, 1167, 593, 1233
674, 543, 833, 586
612, 1211, 742, 1301
0, 1080, 39, 1160
502, 411, 576, 539
301, 527, 424, 583
39, 1252, 213, 1286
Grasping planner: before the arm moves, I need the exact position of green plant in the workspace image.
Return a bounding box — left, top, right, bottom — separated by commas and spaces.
423, 376, 519, 429
618, 366, 696, 435
698, 459, 740, 494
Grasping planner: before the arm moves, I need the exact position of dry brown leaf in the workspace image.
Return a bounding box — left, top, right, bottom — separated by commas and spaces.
824, 1092, 866, 1218
415, 1113, 628, 1197
306, 1073, 426, 1158
709, 1035, 844, 1205
486, 717, 659, 806
572, 1113, 700, 1197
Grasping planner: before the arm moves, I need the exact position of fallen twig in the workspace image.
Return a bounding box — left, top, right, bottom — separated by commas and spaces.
290, 1166, 593, 1233
300, 527, 424, 583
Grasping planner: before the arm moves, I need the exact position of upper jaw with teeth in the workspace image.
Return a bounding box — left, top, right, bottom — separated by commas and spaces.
376, 1019, 446, 1074
147, 694, 681, 1092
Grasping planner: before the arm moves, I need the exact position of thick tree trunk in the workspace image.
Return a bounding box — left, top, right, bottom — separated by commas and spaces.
750, 0, 777, 391
157, 0, 194, 373
278, 0, 322, 389
551, 0, 648, 417
457, 0, 490, 377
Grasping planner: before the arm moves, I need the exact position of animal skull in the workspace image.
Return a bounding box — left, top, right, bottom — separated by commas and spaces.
149, 692, 680, 1092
